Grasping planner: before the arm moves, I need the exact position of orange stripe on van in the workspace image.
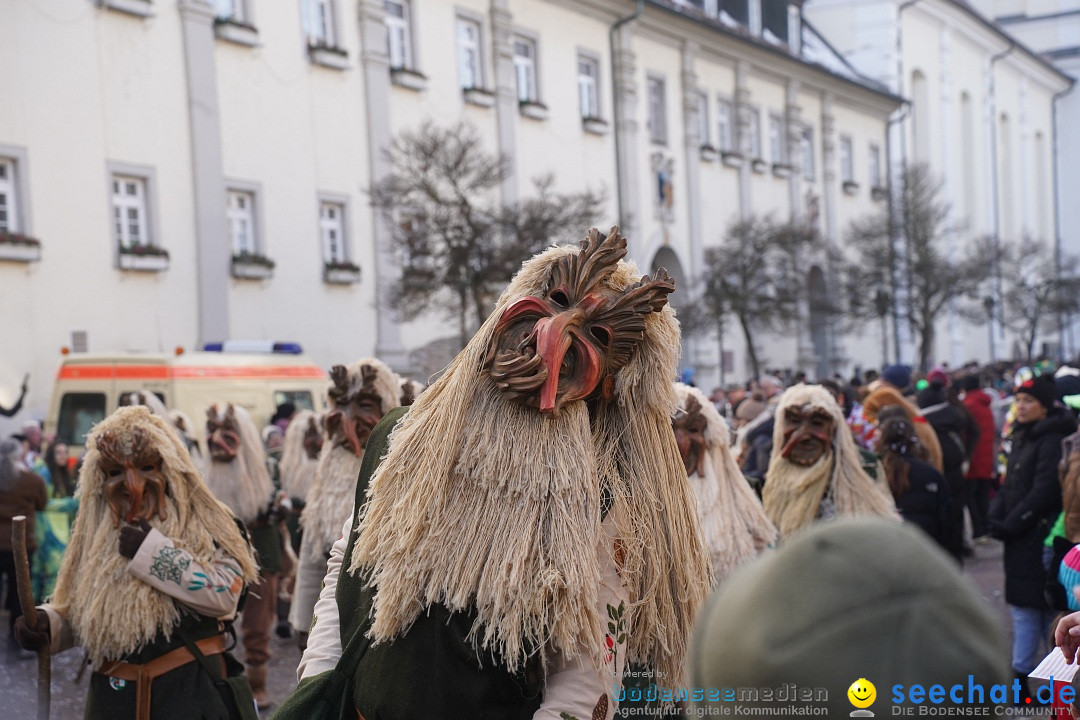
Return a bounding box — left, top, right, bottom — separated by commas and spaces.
57, 365, 326, 381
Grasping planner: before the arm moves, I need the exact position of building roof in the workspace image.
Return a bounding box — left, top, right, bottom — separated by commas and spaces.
646, 0, 903, 106
946, 0, 1074, 86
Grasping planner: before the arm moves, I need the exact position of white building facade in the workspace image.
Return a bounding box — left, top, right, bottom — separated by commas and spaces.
967, 0, 1080, 358
804, 0, 1072, 367
0, 0, 899, 428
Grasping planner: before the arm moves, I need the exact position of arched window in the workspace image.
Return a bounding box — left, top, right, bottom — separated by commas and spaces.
911, 70, 929, 163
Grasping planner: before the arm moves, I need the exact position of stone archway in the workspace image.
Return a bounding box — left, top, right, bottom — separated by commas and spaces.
808, 265, 830, 380
652, 246, 689, 378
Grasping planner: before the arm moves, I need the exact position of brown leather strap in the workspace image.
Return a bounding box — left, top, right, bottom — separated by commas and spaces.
97, 635, 225, 720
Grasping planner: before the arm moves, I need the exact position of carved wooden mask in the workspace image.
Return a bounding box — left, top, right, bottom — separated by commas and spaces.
780, 404, 835, 467
97, 427, 169, 527
486, 227, 674, 418
206, 404, 242, 462
323, 364, 385, 457
672, 394, 708, 478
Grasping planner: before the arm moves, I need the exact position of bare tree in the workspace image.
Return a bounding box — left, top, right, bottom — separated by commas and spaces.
998, 238, 1080, 362
695, 216, 818, 379
843, 163, 989, 371
370, 121, 606, 348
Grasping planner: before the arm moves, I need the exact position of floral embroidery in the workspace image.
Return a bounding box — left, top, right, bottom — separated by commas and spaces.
148, 546, 190, 585
605, 600, 626, 666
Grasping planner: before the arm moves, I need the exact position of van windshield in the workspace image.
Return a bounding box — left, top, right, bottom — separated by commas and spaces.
57, 392, 106, 446
274, 390, 315, 411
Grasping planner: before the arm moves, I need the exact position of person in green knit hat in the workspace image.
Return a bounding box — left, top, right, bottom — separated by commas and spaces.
275, 227, 712, 720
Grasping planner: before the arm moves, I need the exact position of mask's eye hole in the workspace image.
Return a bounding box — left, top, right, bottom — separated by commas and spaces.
141, 464, 156, 473
590, 326, 611, 347
550, 290, 570, 308
107, 467, 124, 478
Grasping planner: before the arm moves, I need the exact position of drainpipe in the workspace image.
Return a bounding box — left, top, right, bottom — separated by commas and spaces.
988, 42, 1015, 356
610, 0, 645, 230
890, 0, 922, 366
1052, 84, 1073, 358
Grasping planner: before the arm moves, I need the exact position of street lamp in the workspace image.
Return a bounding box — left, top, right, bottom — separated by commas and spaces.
874, 289, 890, 368
983, 295, 996, 362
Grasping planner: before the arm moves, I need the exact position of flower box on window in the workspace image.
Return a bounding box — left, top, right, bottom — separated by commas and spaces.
772, 163, 792, 179
843, 180, 861, 196
582, 116, 609, 136
309, 42, 349, 70
519, 100, 549, 121
462, 86, 496, 108
119, 244, 169, 272
99, 0, 154, 19
721, 151, 743, 169
751, 158, 768, 174
231, 252, 275, 280
0, 232, 42, 263
871, 185, 888, 202
700, 145, 718, 163
214, 17, 259, 47
323, 261, 361, 285
391, 67, 428, 91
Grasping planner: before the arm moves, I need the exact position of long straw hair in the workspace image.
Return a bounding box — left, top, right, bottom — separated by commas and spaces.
302, 359, 400, 557
675, 383, 777, 579
278, 409, 321, 502
349, 241, 711, 685
51, 407, 257, 666
764, 385, 897, 539
201, 404, 273, 524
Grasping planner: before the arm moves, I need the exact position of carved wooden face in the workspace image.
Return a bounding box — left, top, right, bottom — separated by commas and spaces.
780, 404, 835, 467
672, 395, 709, 478
303, 416, 323, 460
97, 427, 168, 527
324, 364, 385, 457
206, 404, 242, 462
486, 228, 674, 418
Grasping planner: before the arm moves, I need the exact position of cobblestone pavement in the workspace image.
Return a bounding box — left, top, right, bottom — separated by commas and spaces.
0, 539, 1020, 719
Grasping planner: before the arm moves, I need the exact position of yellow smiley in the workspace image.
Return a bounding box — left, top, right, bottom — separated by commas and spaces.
848, 678, 876, 709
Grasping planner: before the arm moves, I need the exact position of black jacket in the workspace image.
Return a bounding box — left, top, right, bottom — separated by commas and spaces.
894, 457, 951, 552
990, 405, 1077, 607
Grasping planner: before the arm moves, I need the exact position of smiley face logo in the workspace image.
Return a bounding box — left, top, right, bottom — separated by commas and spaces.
848, 678, 876, 709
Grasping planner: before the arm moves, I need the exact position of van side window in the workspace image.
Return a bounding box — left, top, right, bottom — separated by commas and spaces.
58, 393, 106, 446
274, 391, 314, 411
117, 391, 167, 406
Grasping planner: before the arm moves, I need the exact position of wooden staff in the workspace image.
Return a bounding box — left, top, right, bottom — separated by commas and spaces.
12, 515, 51, 720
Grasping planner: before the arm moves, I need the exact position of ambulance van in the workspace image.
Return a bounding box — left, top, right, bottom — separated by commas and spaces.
45, 342, 330, 455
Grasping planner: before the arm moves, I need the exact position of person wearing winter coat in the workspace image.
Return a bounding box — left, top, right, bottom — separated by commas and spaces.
962, 375, 998, 541
989, 374, 1077, 696
918, 381, 978, 563
876, 415, 952, 553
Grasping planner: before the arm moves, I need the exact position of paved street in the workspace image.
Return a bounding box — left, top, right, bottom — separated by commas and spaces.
0, 539, 1026, 718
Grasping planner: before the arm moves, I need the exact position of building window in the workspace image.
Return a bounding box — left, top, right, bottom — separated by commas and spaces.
302, 0, 336, 47
801, 125, 815, 181
226, 190, 257, 256
746, 107, 761, 159
648, 76, 667, 145
768, 113, 785, 164
111, 175, 150, 250
869, 142, 881, 188
697, 92, 710, 147
320, 201, 347, 264
385, 0, 412, 69
457, 17, 483, 90
717, 98, 733, 152
0, 158, 19, 234
840, 136, 854, 182
578, 55, 600, 119
513, 36, 538, 103
214, 0, 247, 23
